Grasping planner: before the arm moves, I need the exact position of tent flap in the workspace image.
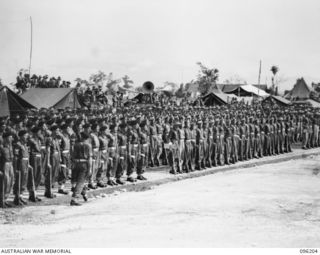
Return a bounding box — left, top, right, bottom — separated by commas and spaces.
21, 88, 81, 109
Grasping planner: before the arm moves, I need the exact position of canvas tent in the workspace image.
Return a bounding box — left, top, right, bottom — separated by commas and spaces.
224, 84, 269, 97
0, 86, 36, 117
262, 95, 292, 107
21, 88, 81, 109
202, 92, 238, 106
285, 78, 312, 100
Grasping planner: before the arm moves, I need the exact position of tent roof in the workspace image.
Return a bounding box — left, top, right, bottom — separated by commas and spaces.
288, 78, 312, 99
21, 88, 81, 109
202, 91, 238, 106
264, 95, 292, 106
293, 99, 320, 108
0, 86, 36, 117
240, 85, 269, 97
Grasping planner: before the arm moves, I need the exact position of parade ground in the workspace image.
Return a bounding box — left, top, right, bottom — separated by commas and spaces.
1, 150, 320, 248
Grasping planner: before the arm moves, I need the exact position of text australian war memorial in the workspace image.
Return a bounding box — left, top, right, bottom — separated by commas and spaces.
0, 64, 320, 207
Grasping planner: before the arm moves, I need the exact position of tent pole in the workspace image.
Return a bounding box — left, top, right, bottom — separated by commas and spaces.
28, 16, 33, 75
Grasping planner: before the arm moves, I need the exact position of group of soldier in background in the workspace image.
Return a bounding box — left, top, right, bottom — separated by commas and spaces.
0, 103, 319, 207
15, 72, 71, 93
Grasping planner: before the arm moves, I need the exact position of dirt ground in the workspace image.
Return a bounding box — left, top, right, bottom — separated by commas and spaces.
1, 155, 320, 248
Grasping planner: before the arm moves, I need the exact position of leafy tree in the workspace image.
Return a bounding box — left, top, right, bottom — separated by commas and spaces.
74, 77, 90, 87
89, 70, 107, 87
196, 62, 219, 95
122, 75, 134, 89
106, 72, 121, 93
223, 74, 247, 84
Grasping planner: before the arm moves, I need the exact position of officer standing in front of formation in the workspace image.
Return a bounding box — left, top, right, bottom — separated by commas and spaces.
0, 132, 15, 208
70, 132, 92, 206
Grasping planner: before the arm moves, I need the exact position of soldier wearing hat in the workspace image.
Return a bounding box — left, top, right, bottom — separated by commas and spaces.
0, 132, 15, 207
58, 124, 71, 194
70, 132, 92, 206
127, 119, 139, 182
155, 117, 164, 166
169, 121, 180, 174
136, 120, 148, 180
106, 124, 118, 186
148, 117, 158, 167
28, 126, 44, 191
96, 125, 108, 188
13, 130, 38, 205
45, 125, 61, 198
88, 123, 100, 189
183, 118, 193, 172
116, 122, 128, 185
195, 120, 205, 170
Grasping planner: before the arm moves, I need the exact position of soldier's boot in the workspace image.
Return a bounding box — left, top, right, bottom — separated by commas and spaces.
207, 158, 212, 168
28, 191, 41, 202
200, 160, 206, 170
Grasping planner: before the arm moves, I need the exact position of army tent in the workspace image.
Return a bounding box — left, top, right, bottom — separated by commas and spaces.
262, 95, 292, 107
285, 78, 312, 100
224, 84, 269, 97
0, 86, 36, 117
21, 88, 81, 109
0, 86, 35, 117
202, 92, 238, 106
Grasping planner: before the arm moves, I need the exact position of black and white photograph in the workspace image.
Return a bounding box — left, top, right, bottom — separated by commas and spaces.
0, 0, 320, 252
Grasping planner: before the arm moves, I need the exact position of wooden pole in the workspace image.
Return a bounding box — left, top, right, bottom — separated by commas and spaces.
28, 16, 33, 75
258, 60, 262, 85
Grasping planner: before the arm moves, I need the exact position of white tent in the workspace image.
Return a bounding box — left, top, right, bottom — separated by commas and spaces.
241, 84, 269, 97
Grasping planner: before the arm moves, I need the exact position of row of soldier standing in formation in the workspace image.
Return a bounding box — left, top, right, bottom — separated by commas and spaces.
0, 105, 319, 207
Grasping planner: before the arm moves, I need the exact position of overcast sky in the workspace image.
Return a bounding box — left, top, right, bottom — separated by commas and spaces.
1, 0, 320, 91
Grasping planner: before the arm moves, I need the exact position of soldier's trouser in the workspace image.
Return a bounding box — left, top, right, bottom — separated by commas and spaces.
274, 133, 280, 154
191, 140, 196, 166
107, 148, 117, 178
218, 137, 224, 165
224, 138, 231, 164
231, 136, 239, 163
206, 139, 213, 167
30, 154, 42, 189
116, 146, 127, 179
238, 137, 245, 161
96, 151, 108, 183
149, 136, 158, 166
254, 135, 262, 157
72, 162, 89, 199
127, 144, 138, 176
1, 162, 14, 200
59, 152, 70, 185
14, 159, 29, 197
278, 133, 284, 153
302, 131, 309, 148
195, 142, 204, 169
244, 137, 249, 159
270, 134, 275, 154
211, 142, 217, 166
155, 137, 163, 165
137, 144, 148, 175
89, 150, 99, 183
50, 152, 60, 185
178, 140, 185, 171
184, 141, 193, 171
249, 135, 255, 158
162, 143, 170, 165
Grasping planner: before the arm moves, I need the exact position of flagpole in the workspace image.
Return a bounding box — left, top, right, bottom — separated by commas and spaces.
28, 16, 33, 75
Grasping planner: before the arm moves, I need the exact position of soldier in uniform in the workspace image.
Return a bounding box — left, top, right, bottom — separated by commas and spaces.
183, 118, 193, 172
14, 130, 38, 205
0, 132, 15, 207
127, 119, 139, 182
211, 119, 220, 166
148, 117, 158, 167
177, 120, 185, 173
96, 125, 108, 187
195, 121, 205, 170
162, 118, 171, 166
116, 123, 128, 185
224, 119, 231, 165
155, 118, 164, 166
106, 124, 118, 186
70, 132, 92, 206
58, 124, 71, 194
28, 127, 43, 191
88, 123, 100, 189
137, 121, 148, 180
45, 125, 61, 198
169, 121, 180, 174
